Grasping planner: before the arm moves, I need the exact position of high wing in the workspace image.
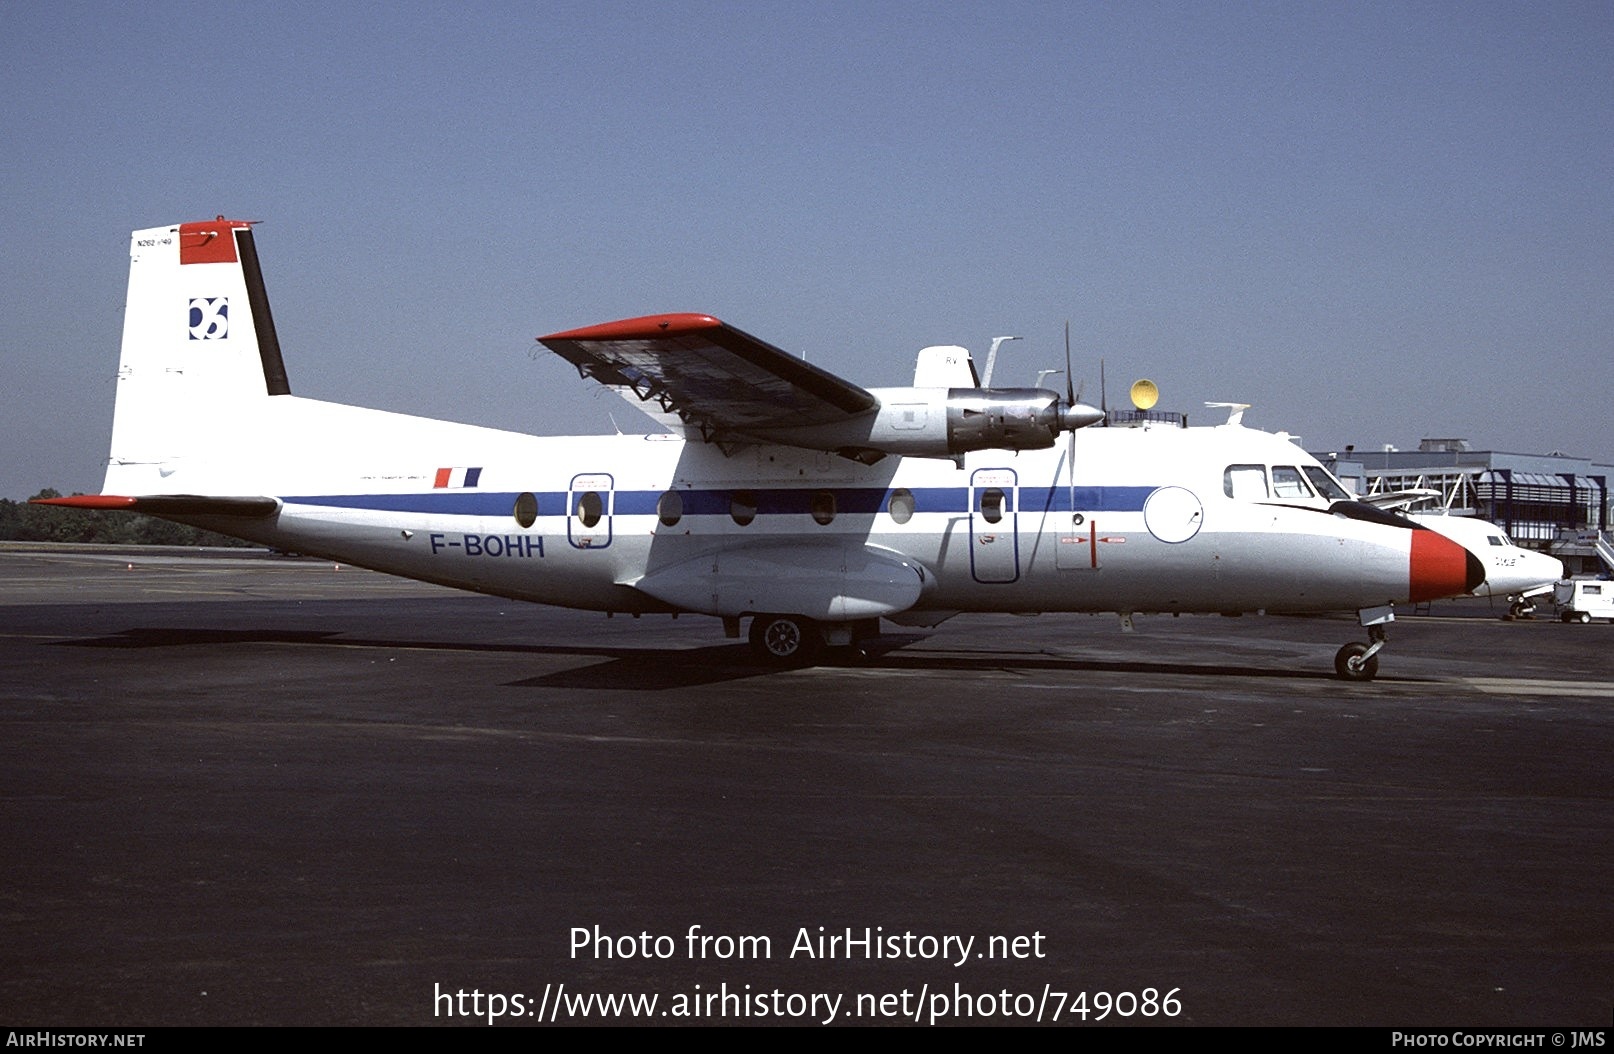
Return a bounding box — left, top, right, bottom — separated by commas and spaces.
538, 313, 877, 446
540, 313, 1105, 462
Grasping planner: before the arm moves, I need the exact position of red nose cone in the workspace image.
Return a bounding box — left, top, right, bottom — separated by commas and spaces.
1409, 529, 1481, 602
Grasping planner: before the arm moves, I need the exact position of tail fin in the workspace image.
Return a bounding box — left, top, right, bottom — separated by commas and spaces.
106, 218, 291, 493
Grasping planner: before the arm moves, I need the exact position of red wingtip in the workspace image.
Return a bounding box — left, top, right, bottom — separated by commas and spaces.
539, 313, 723, 342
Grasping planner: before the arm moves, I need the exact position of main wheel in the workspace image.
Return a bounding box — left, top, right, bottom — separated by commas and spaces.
1334, 642, 1380, 682
748, 614, 823, 666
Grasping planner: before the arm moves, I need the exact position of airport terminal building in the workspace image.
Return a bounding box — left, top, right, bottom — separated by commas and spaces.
1313, 439, 1612, 576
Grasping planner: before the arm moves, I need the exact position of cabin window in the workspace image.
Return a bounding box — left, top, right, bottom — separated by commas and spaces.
1302, 466, 1351, 501
657, 490, 683, 527
980, 487, 1005, 524
811, 490, 836, 526
730, 490, 757, 526
574, 490, 603, 528
1224, 465, 1268, 500
887, 488, 915, 524
1271, 466, 1314, 498
513, 492, 538, 528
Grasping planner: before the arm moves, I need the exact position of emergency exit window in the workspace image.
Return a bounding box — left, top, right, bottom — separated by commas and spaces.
574, 491, 603, 527
980, 488, 1006, 524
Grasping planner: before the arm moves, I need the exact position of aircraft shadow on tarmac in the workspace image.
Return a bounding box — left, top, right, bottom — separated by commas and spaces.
54, 625, 1353, 690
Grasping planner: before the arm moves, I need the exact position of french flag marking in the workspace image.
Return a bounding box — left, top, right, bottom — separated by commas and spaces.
433, 467, 482, 489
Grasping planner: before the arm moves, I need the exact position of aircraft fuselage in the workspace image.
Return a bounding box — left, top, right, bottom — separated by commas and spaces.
163, 397, 1467, 622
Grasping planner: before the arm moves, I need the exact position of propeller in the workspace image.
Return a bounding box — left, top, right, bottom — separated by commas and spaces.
1065, 322, 1077, 511
1058, 321, 1104, 432
1058, 322, 1106, 516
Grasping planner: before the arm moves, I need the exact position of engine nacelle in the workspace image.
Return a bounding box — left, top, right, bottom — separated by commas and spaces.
745, 386, 1102, 461
943, 387, 1064, 452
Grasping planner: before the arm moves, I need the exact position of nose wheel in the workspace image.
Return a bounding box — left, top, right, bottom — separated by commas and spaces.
1505, 597, 1536, 620
1335, 614, 1391, 682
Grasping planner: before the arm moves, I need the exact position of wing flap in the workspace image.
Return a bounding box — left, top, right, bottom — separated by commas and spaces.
539, 313, 876, 442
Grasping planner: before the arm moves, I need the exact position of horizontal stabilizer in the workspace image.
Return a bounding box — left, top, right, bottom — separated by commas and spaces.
31, 495, 279, 517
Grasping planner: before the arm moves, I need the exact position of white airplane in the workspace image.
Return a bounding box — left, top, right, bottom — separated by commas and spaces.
41, 218, 1534, 681
1351, 490, 1564, 617
1407, 513, 1563, 618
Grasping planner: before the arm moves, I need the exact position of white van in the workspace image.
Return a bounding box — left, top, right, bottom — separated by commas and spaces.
1554, 579, 1614, 624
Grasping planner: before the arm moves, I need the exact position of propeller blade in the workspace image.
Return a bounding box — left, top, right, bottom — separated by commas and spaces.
1057, 321, 1103, 430
1064, 322, 1074, 406
1064, 322, 1077, 505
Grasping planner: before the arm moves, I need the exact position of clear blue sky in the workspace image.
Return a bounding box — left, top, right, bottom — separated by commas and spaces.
4, 1, 1611, 499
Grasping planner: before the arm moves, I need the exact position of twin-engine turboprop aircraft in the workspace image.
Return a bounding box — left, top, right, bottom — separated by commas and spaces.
39, 218, 1545, 680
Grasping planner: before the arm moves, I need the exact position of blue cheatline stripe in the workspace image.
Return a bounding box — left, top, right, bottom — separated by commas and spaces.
282, 492, 551, 516
280, 484, 1161, 517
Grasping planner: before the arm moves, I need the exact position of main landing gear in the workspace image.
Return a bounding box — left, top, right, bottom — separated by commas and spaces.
748, 614, 824, 666
1334, 605, 1393, 682
744, 614, 879, 666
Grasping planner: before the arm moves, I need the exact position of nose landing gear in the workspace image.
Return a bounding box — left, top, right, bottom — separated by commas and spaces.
1335, 606, 1394, 682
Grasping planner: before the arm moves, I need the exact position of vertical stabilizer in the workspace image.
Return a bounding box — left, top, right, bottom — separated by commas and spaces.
106, 219, 291, 493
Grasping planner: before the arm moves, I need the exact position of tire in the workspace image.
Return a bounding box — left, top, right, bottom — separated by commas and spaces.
748, 614, 823, 666
1334, 642, 1380, 682
1577, 611, 1592, 625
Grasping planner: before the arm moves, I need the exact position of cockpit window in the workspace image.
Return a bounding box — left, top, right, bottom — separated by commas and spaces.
1224, 465, 1269, 500
1302, 466, 1351, 501
1488, 535, 1506, 547
1271, 466, 1314, 499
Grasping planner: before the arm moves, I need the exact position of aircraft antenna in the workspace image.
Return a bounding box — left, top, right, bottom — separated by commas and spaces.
983, 335, 1020, 387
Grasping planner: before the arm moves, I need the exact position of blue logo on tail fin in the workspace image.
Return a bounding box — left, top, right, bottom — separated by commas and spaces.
188, 297, 229, 340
